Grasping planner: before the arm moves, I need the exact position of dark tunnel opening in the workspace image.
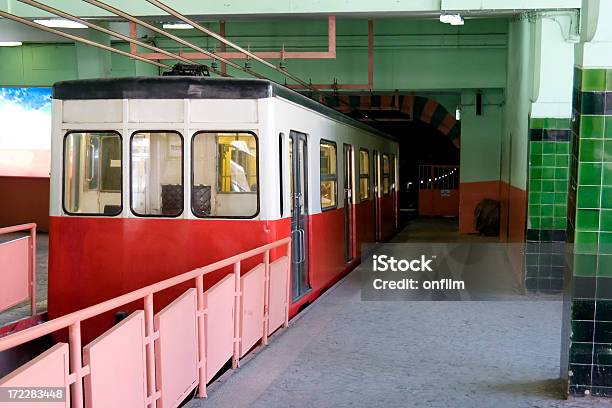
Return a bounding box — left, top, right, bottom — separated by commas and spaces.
365, 119, 460, 223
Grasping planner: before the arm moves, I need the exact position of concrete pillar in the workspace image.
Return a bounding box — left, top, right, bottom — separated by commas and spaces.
525, 11, 576, 292
458, 89, 504, 234
562, 0, 612, 397
75, 22, 111, 79
500, 17, 532, 245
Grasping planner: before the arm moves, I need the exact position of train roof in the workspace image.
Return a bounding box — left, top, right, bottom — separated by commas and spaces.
52, 77, 396, 141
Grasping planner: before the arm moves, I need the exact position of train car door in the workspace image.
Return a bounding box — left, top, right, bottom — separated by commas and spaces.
289, 131, 310, 300
343, 144, 355, 262
373, 150, 381, 241
391, 154, 398, 229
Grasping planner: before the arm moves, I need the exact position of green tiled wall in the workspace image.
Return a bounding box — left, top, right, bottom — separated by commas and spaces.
525, 118, 571, 293
570, 68, 612, 257
565, 67, 612, 397
528, 139, 570, 230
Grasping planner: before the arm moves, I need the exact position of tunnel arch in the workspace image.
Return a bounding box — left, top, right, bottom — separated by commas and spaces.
324, 94, 461, 147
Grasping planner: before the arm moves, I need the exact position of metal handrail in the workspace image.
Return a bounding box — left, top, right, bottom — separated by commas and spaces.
0, 236, 290, 352
0, 223, 36, 316
0, 236, 291, 408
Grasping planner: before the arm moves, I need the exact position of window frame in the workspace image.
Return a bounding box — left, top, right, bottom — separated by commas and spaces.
359, 148, 370, 202
129, 129, 185, 218
279, 132, 284, 218
319, 139, 338, 211
190, 130, 260, 219
390, 153, 396, 192
62, 130, 123, 217
382, 153, 391, 196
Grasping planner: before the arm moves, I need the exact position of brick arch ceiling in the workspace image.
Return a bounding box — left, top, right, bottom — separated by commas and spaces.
324, 95, 461, 148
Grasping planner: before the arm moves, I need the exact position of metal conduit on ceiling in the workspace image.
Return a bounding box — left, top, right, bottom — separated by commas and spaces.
0, 9, 171, 69
17, 0, 205, 69
2, 0, 370, 114
81, 0, 272, 79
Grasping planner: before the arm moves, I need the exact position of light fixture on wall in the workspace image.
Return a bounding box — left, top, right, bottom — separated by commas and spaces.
476, 91, 483, 116
33, 19, 88, 29
455, 106, 461, 121
162, 23, 194, 29
0, 41, 22, 47
439, 14, 464, 26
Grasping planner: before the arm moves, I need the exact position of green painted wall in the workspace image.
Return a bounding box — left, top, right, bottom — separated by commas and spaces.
530, 15, 575, 118
0, 18, 508, 92
0, 43, 76, 86
155, 18, 508, 91
460, 89, 504, 183
0, 41, 159, 86
420, 93, 460, 117
111, 43, 160, 77
75, 26, 111, 79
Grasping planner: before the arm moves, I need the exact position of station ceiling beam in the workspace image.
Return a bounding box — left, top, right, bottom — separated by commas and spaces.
1, 0, 581, 19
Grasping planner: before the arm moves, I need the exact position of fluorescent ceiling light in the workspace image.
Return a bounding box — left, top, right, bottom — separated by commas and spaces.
162, 23, 193, 29
34, 19, 88, 29
0, 41, 22, 47
439, 14, 464, 26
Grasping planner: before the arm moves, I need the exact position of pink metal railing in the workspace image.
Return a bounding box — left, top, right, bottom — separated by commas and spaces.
0, 223, 36, 316
0, 237, 291, 408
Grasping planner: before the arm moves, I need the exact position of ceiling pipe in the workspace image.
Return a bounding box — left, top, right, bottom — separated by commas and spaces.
0, 9, 170, 69
219, 20, 227, 74
368, 19, 374, 87
57, 0, 359, 112
81, 0, 363, 111
289, 20, 374, 91
16, 0, 202, 68
143, 0, 318, 91
81, 0, 264, 79
134, 1, 361, 114
124, 21, 230, 77
139, 16, 336, 60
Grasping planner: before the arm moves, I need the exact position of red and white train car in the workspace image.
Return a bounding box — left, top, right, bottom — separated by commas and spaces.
48, 77, 399, 337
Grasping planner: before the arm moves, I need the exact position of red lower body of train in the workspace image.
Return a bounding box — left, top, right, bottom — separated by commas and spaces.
48, 194, 398, 343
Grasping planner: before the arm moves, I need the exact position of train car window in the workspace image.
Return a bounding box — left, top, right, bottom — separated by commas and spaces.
359, 149, 370, 201
192, 131, 259, 218
130, 131, 184, 217
382, 154, 390, 195
320, 140, 337, 210
63, 131, 122, 216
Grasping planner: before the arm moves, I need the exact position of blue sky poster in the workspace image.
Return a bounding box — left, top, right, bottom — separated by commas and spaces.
0, 87, 52, 177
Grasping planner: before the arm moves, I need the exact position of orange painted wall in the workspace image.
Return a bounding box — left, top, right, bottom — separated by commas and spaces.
499, 181, 527, 279
498, 181, 527, 243
458, 180, 526, 243
458, 181, 501, 234
0, 176, 50, 232
419, 189, 460, 217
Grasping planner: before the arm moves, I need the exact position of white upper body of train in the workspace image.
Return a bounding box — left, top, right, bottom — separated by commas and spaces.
49, 77, 399, 222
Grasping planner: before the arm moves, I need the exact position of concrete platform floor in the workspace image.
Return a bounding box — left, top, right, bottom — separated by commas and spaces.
0, 232, 48, 327
186, 218, 607, 408
394, 217, 499, 243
